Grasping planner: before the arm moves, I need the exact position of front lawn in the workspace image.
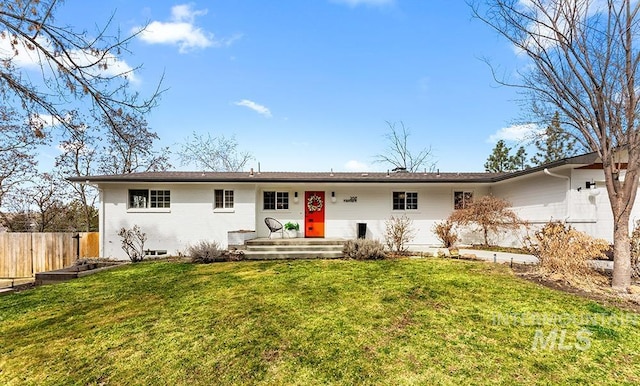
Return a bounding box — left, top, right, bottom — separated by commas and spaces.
1, 259, 639, 385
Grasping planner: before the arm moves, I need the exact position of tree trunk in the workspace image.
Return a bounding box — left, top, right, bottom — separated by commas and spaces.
612, 220, 632, 290
606, 159, 638, 291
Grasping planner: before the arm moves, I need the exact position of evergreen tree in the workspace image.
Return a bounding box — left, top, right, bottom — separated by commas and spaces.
485, 140, 512, 172
531, 112, 579, 165
485, 141, 529, 172
509, 146, 529, 171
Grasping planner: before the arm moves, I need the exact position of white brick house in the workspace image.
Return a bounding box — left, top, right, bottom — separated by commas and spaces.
71, 152, 639, 260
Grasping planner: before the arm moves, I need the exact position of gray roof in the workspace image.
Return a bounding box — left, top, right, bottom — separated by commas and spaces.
69, 170, 506, 184
68, 152, 600, 185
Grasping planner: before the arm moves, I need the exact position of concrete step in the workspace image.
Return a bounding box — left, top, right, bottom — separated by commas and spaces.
246, 238, 346, 247
241, 238, 346, 260
243, 250, 343, 260
246, 244, 344, 252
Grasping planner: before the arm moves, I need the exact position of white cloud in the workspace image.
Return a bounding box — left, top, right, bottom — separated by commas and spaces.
234, 99, 272, 118
0, 32, 137, 82
487, 123, 540, 143
344, 160, 369, 171
134, 4, 238, 53
332, 0, 395, 7
170, 4, 208, 23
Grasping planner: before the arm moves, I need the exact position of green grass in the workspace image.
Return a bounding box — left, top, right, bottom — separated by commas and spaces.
1, 259, 639, 385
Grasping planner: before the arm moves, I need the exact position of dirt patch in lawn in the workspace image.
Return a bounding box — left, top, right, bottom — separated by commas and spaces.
511, 263, 640, 314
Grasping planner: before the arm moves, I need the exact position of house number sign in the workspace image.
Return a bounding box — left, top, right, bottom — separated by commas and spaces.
343, 196, 357, 203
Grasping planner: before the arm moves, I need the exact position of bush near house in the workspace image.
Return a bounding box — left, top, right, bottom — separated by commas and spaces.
384, 214, 416, 254
117, 225, 147, 262
343, 239, 387, 260
524, 221, 609, 287
432, 220, 458, 248
188, 240, 244, 263
448, 195, 523, 246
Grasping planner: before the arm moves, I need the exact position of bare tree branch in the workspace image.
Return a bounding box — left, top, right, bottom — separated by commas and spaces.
178, 132, 254, 172
0, 1, 164, 141
374, 121, 436, 173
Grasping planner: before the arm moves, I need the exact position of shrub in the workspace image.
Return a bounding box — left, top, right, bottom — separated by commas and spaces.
524, 221, 609, 286
448, 195, 523, 246
630, 220, 640, 279
384, 215, 416, 253
188, 241, 224, 263
117, 225, 147, 263
433, 220, 458, 248
343, 239, 387, 260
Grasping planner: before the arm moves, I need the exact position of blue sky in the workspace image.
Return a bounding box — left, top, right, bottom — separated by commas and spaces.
46, 0, 533, 172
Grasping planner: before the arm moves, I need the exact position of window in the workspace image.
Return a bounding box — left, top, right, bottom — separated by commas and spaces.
129, 190, 148, 208
393, 191, 418, 210
454, 191, 473, 210
150, 190, 171, 208
215, 189, 234, 209
129, 189, 170, 209
263, 191, 289, 210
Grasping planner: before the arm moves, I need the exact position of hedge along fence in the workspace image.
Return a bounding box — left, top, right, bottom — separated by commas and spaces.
0, 232, 99, 278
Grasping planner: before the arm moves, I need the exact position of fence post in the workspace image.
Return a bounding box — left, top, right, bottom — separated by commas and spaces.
72, 233, 80, 260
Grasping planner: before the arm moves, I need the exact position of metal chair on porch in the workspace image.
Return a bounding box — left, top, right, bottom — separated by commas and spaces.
264, 217, 284, 239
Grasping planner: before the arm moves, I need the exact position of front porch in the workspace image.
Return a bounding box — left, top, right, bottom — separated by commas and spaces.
240, 238, 346, 260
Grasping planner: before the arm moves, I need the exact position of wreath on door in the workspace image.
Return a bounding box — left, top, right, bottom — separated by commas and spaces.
307, 194, 323, 212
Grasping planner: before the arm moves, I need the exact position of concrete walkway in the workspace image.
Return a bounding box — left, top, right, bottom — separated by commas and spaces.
459, 249, 538, 264
458, 249, 615, 271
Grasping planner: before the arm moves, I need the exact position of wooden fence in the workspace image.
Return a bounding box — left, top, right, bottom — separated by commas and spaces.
0, 232, 99, 278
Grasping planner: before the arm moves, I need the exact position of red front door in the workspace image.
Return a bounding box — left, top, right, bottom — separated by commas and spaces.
305, 191, 325, 238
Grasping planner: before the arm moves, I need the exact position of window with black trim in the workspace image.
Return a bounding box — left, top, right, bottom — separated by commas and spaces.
263, 191, 289, 210
150, 190, 171, 208
128, 189, 170, 209
454, 191, 473, 209
393, 191, 418, 210
214, 189, 234, 209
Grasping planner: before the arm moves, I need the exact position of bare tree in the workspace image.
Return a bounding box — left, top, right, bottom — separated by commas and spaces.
55, 111, 99, 231
472, 0, 640, 290
0, 1, 162, 140
0, 189, 34, 232
448, 195, 522, 247
98, 113, 171, 174
0, 105, 45, 208
374, 121, 435, 172
24, 173, 67, 232
178, 132, 253, 172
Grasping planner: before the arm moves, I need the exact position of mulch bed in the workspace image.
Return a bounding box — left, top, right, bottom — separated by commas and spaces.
511, 263, 640, 313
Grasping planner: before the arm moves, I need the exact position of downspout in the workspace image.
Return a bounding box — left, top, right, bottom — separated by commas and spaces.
99, 187, 105, 258
544, 168, 571, 221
